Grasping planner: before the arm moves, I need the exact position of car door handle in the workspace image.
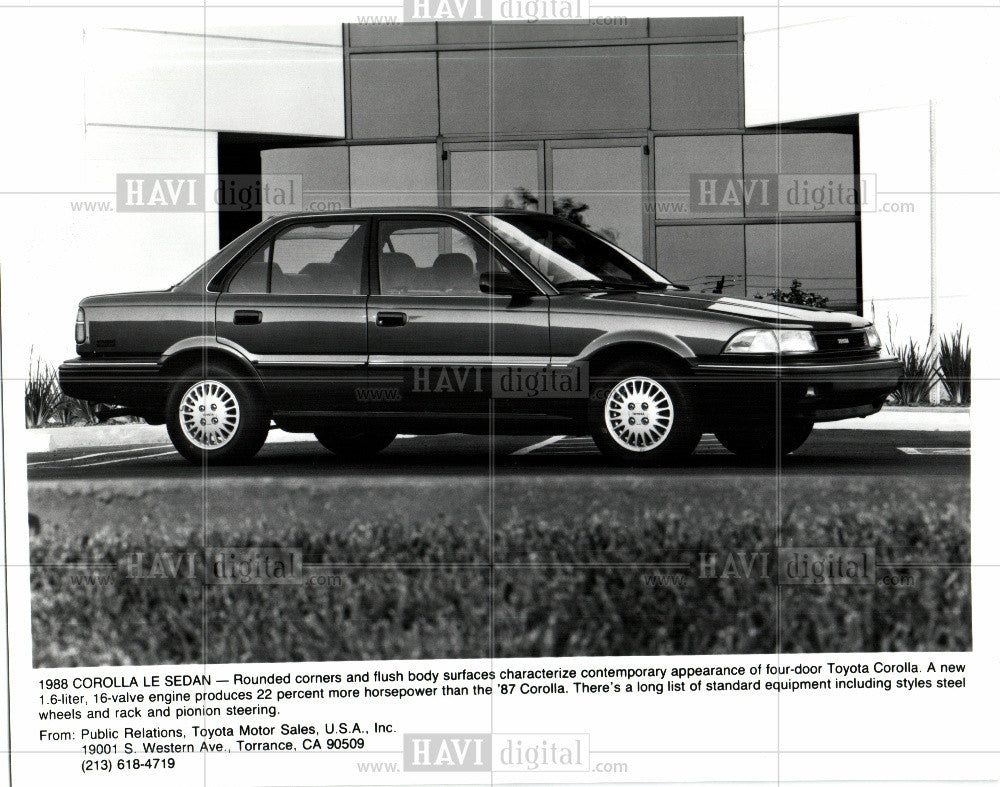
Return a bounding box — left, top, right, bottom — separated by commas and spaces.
233, 309, 262, 325
376, 311, 407, 327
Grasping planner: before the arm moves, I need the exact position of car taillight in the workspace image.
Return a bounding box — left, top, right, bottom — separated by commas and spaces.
75, 308, 87, 344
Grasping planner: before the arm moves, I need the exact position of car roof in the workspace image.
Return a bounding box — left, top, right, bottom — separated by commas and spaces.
268, 206, 539, 220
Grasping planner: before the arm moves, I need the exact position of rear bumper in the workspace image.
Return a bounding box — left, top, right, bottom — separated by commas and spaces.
690, 356, 903, 425
58, 357, 162, 408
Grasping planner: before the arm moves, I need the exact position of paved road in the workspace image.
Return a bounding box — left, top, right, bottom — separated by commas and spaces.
27, 429, 969, 482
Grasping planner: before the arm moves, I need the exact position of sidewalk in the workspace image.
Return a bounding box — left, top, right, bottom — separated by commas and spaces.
814, 406, 970, 431
24, 406, 971, 453
24, 423, 316, 453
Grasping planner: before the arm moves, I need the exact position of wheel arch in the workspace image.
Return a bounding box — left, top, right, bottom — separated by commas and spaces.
581, 338, 694, 378
159, 339, 269, 404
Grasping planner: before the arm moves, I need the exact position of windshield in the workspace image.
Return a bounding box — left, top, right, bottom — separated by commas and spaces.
478, 214, 675, 292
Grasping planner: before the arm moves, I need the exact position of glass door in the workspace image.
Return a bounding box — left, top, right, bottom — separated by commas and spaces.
546, 139, 649, 262
444, 138, 650, 263
444, 142, 544, 211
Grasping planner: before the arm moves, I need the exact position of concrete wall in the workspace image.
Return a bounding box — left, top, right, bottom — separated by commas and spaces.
0, 9, 346, 368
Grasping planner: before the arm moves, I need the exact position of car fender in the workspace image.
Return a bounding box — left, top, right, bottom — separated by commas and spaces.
159, 336, 262, 379
569, 330, 697, 367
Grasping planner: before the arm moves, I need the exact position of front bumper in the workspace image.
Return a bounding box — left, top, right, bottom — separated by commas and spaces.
690, 356, 903, 425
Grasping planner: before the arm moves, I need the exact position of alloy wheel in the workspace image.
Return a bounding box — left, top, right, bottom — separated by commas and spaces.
603, 376, 674, 452
178, 380, 241, 449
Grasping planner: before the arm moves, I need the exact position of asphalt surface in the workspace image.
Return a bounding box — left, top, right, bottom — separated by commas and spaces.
27, 429, 969, 482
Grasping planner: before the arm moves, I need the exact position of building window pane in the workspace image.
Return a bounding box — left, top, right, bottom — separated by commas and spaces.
550, 145, 645, 260
449, 149, 541, 209
649, 17, 740, 37
745, 223, 858, 311
438, 47, 648, 136
261, 146, 349, 219
743, 133, 856, 216
348, 22, 436, 47
654, 135, 743, 219
350, 53, 438, 138
650, 43, 741, 130
349, 144, 438, 207
655, 225, 745, 294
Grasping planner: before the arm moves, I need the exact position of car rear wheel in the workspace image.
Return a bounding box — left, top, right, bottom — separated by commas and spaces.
715, 419, 814, 461
588, 360, 701, 466
315, 428, 397, 458
166, 363, 270, 464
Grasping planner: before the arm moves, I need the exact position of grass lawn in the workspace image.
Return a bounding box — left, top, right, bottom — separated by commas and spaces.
28, 476, 970, 666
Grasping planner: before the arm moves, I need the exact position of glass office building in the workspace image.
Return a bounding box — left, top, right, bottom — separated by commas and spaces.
260, 18, 862, 311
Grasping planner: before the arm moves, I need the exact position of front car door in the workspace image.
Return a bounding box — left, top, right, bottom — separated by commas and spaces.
366, 214, 550, 421
215, 217, 370, 416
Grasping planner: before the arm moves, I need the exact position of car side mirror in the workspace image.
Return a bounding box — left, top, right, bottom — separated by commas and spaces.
480, 272, 533, 296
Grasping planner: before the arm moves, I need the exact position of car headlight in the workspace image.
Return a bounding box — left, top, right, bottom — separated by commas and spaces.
724, 328, 817, 354
75, 307, 87, 344
863, 324, 881, 349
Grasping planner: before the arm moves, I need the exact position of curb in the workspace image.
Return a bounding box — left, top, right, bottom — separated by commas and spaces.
815, 407, 970, 431
25, 424, 316, 453
25, 405, 971, 453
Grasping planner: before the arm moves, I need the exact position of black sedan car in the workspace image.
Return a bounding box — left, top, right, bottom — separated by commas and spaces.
60, 207, 902, 465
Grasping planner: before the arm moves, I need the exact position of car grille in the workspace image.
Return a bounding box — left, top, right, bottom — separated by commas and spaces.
813, 329, 871, 353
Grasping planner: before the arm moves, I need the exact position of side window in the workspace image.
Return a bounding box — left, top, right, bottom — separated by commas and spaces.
227, 245, 270, 294
376, 219, 510, 295
227, 221, 367, 295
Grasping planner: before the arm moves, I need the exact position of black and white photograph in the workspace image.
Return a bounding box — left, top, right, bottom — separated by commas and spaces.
1, 3, 994, 785
16, 10, 976, 669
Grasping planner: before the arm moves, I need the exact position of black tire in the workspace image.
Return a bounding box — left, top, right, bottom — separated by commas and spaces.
315, 428, 397, 458
715, 419, 813, 461
588, 359, 701, 466
165, 363, 270, 464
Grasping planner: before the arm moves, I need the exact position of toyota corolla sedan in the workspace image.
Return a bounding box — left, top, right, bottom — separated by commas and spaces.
59, 207, 902, 466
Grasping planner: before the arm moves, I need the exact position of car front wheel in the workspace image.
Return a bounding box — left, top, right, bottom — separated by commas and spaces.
166, 363, 270, 464
588, 360, 701, 466
714, 419, 814, 461
315, 428, 397, 458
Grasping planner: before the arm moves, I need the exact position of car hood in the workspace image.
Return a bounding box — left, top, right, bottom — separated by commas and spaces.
580, 290, 869, 330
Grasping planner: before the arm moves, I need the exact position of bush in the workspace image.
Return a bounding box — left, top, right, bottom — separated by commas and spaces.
890, 339, 939, 405
938, 326, 971, 405
25, 357, 64, 428
758, 279, 829, 308
883, 320, 938, 405
24, 353, 122, 427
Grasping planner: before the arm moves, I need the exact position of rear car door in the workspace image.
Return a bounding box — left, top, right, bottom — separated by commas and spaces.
366, 215, 550, 418
215, 217, 370, 415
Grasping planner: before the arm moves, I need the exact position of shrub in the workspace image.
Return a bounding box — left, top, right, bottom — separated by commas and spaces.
758, 279, 829, 308
25, 357, 63, 428
885, 327, 938, 405
938, 326, 971, 405
24, 354, 117, 427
